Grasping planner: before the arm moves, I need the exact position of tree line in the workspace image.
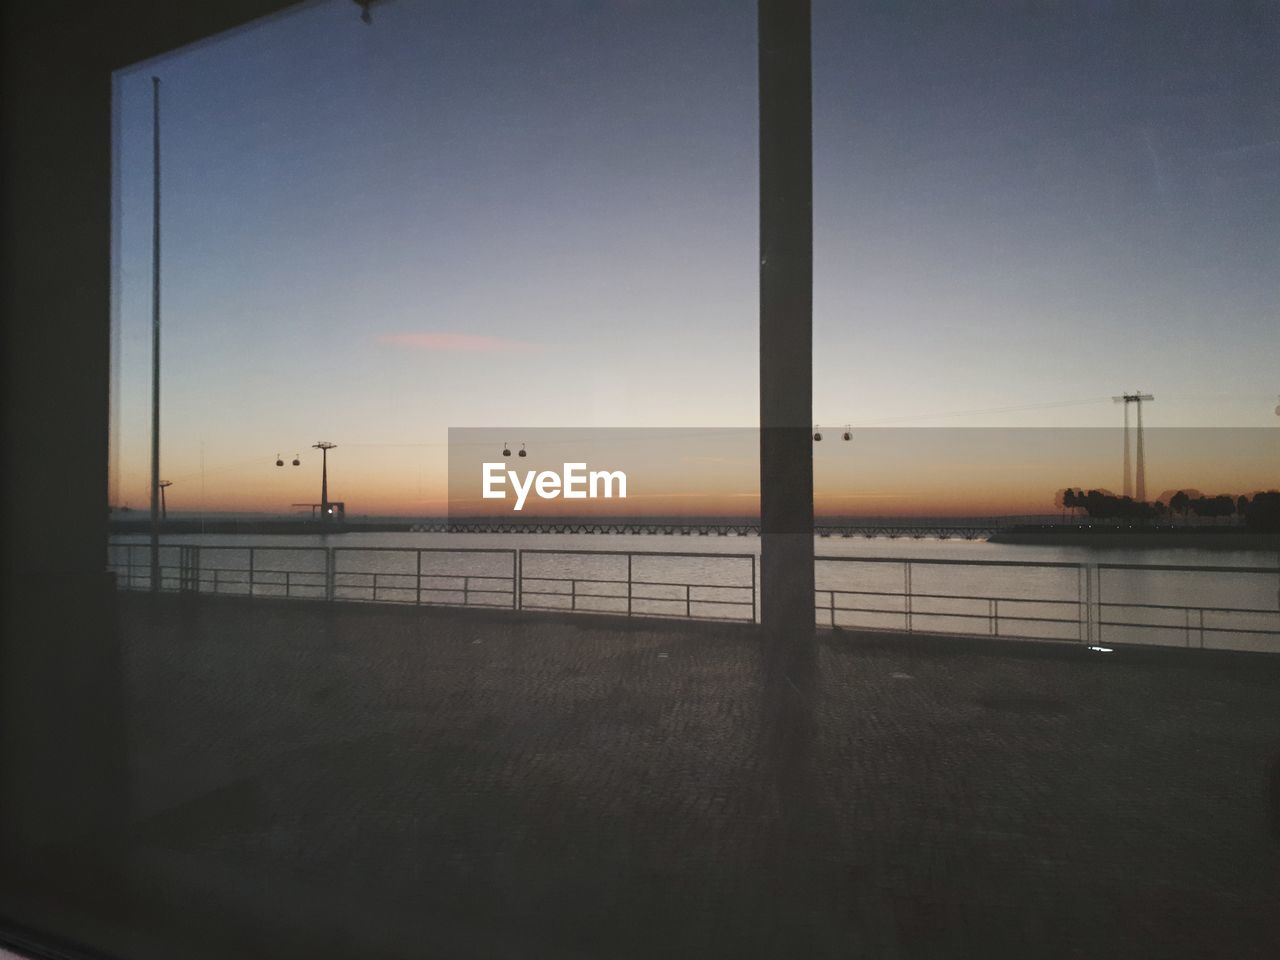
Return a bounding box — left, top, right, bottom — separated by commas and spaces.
1057, 489, 1280, 529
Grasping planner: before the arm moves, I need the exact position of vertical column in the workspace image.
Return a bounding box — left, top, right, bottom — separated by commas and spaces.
149, 76, 162, 591
759, 0, 815, 635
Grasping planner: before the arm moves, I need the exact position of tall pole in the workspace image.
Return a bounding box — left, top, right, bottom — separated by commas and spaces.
1135, 397, 1146, 503
1113, 392, 1154, 501
759, 0, 814, 633
312, 441, 337, 520
1122, 401, 1131, 498
149, 76, 162, 591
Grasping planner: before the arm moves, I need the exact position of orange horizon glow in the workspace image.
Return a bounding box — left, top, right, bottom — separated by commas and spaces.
112, 427, 1277, 519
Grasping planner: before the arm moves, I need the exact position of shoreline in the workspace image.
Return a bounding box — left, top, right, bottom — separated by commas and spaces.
106, 519, 1280, 551
990, 525, 1278, 551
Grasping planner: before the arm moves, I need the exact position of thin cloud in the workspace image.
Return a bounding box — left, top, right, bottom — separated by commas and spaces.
377, 333, 542, 353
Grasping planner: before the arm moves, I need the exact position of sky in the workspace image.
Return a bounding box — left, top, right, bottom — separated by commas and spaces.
442, 427, 1278, 520
111, 0, 1279, 516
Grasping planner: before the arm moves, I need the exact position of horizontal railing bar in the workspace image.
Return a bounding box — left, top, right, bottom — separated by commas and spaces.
116, 545, 328, 554
822, 605, 908, 615
818, 556, 1084, 569
332, 572, 516, 580
169, 566, 325, 576
522, 592, 745, 606
1097, 620, 1280, 636
822, 588, 1080, 605
521, 576, 631, 586
419, 588, 513, 597
823, 590, 1278, 619
521, 588, 611, 598
823, 606, 1080, 626
332, 547, 517, 555
1095, 562, 1280, 575
822, 623, 1078, 644
522, 576, 751, 590
519, 549, 755, 560
417, 574, 514, 580
518, 602, 749, 622
628, 593, 750, 604
635, 580, 752, 590
1098, 601, 1279, 614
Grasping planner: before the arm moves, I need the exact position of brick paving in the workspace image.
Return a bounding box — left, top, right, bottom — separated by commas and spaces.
92, 595, 1280, 957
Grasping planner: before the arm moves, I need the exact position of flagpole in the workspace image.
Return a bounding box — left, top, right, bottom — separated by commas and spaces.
149, 76, 162, 591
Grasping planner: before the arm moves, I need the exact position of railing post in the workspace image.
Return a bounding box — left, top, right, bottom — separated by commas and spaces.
1093, 564, 1102, 645
416, 550, 422, 607
178, 545, 196, 593
571, 579, 576, 611
686, 584, 691, 619
517, 551, 523, 610
904, 561, 913, 633
248, 547, 255, 597
463, 575, 470, 607
751, 554, 757, 625
627, 553, 633, 616
1077, 565, 1086, 644
993, 598, 999, 637
1198, 608, 1205, 650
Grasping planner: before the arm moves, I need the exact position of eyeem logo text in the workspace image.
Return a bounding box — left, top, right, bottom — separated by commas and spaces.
482, 462, 627, 511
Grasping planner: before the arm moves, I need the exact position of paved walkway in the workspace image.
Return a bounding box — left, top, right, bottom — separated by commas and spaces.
13, 594, 1280, 958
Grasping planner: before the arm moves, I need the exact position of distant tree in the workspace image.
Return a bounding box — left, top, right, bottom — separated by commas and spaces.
1073, 489, 1158, 522
1189, 495, 1237, 522
1059, 488, 1078, 521
1170, 491, 1190, 517
1237, 495, 1250, 516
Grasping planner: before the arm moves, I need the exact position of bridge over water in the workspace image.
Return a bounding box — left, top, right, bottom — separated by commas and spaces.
408, 517, 1058, 540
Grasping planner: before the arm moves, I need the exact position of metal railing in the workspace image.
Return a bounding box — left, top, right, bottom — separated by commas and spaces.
330, 546, 518, 608
816, 556, 1280, 652
517, 549, 756, 622
108, 543, 520, 610
1094, 562, 1280, 650
108, 544, 756, 623
109, 543, 1279, 649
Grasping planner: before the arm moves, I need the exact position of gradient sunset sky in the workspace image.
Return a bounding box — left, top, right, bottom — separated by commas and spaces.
111, 0, 1279, 516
